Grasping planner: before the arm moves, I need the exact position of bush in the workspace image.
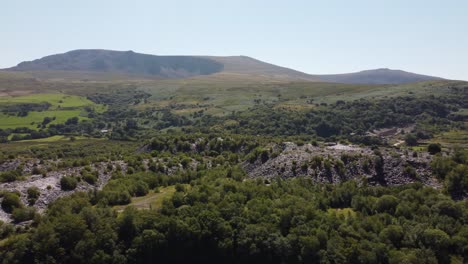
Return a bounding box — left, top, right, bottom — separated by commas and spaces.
12, 207, 36, 223
375, 195, 399, 214
404, 165, 417, 178
60, 176, 78, 191
131, 181, 149, 197
1, 193, 23, 213
0, 171, 20, 183
83, 173, 97, 185
405, 134, 418, 146
175, 184, 185, 192
31, 167, 44, 175
102, 191, 131, 205
427, 143, 442, 155
27, 187, 40, 205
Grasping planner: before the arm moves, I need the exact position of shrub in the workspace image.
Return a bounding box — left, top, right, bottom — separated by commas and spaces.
404, 165, 417, 178
0, 171, 19, 183
31, 167, 44, 175
131, 181, 149, 197
427, 143, 442, 155
102, 191, 131, 205
27, 187, 40, 205
12, 207, 36, 223
83, 173, 97, 185
375, 195, 399, 214
175, 184, 185, 192
405, 134, 418, 146
60, 176, 78, 191
1, 193, 23, 213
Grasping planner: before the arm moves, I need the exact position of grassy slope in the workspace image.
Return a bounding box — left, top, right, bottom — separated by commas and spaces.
113, 186, 178, 212
136, 75, 464, 116
0, 71, 465, 130
0, 94, 106, 129
135, 73, 381, 115
17, 135, 99, 143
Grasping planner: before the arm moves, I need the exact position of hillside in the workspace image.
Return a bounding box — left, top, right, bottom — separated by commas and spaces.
4, 50, 445, 84
313, 68, 444, 84
204, 55, 318, 81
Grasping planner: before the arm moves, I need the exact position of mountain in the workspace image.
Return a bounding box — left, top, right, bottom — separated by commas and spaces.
5, 49, 318, 81
4, 49, 444, 84
312, 68, 444, 84
6, 49, 224, 79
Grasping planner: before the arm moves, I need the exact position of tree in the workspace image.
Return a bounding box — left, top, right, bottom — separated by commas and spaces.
125, 119, 138, 130
405, 134, 418, 146
421, 229, 450, 261
374, 195, 399, 214
445, 164, 467, 198
42, 117, 53, 126
65, 117, 79, 125
379, 225, 404, 247
427, 143, 442, 155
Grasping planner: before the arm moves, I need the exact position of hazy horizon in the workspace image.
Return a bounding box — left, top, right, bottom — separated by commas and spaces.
2, 0, 467, 80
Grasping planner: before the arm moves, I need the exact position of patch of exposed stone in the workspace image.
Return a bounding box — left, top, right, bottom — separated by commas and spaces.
0, 161, 127, 223
243, 142, 441, 188
0, 159, 22, 173
0, 157, 197, 223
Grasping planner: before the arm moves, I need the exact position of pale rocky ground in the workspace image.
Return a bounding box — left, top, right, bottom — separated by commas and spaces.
0, 161, 126, 222
243, 142, 441, 188
0, 157, 193, 223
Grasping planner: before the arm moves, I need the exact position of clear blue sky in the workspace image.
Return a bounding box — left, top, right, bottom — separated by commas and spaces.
2, 0, 467, 80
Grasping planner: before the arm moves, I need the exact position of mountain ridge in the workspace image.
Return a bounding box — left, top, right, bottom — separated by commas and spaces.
7, 49, 225, 79
5, 49, 445, 84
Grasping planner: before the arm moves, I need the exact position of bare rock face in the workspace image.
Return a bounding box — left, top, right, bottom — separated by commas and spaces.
243, 143, 440, 188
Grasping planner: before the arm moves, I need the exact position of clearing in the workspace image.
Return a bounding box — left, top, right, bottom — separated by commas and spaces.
113, 185, 178, 212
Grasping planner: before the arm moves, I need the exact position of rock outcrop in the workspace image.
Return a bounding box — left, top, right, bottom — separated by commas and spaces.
243, 143, 440, 188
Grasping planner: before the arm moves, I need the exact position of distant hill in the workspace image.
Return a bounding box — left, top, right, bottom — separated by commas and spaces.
5, 50, 445, 84
312, 68, 444, 84
203, 56, 318, 81
6, 49, 224, 79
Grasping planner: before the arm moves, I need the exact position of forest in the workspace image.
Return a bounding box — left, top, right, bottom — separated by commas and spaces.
0, 163, 467, 263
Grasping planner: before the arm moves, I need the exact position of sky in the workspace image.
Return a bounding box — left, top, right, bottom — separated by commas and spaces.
1, 0, 467, 80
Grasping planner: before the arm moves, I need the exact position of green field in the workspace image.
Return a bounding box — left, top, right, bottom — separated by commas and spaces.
0, 93, 106, 129
455, 108, 468, 116
17, 135, 97, 143
429, 130, 468, 148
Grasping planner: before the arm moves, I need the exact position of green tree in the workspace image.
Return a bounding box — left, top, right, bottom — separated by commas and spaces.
405, 134, 418, 146
427, 143, 442, 155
